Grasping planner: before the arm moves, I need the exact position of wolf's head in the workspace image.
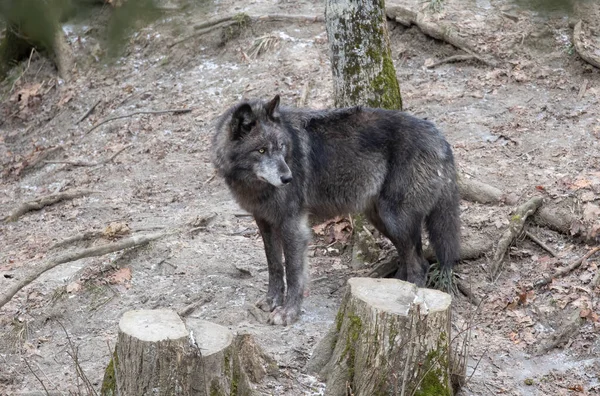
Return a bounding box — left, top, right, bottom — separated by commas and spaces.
213, 95, 293, 188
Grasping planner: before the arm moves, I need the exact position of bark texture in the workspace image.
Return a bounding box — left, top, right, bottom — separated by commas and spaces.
309, 278, 453, 396
102, 310, 271, 396
325, 0, 402, 110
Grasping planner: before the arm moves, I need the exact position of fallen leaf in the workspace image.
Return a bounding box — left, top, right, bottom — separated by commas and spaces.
107, 267, 132, 285
66, 281, 82, 293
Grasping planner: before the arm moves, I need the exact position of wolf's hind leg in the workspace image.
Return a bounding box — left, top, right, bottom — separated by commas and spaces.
268, 214, 310, 326
374, 201, 428, 287
255, 218, 285, 312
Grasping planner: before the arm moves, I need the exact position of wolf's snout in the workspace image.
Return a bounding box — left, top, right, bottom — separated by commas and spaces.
281, 175, 293, 184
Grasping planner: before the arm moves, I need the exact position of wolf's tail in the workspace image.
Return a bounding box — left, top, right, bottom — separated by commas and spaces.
425, 179, 461, 278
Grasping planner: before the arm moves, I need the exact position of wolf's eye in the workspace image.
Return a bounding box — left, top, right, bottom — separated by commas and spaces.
258, 148, 266, 154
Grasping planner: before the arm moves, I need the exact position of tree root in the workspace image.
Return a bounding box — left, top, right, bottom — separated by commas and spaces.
385, 5, 498, 67
457, 173, 510, 204
169, 13, 324, 49
85, 109, 191, 136
573, 20, 600, 70
0, 232, 169, 310
490, 197, 543, 280
45, 144, 131, 168
532, 246, 600, 289
3, 189, 96, 223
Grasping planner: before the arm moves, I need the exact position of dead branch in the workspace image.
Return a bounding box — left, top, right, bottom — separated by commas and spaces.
385, 5, 498, 67
490, 197, 543, 280
426, 54, 489, 69
76, 99, 101, 124
85, 109, 191, 136
533, 246, 600, 289
0, 232, 169, 310
535, 308, 584, 355
44, 144, 131, 167
573, 20, 600, 70
3, 189, 96, 223
525, 230, 558, 257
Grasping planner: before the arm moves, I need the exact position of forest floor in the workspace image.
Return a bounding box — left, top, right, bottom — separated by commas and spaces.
0, 0, 599, 395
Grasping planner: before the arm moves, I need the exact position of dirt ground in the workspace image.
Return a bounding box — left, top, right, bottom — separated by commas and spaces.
1, 0, 599, 394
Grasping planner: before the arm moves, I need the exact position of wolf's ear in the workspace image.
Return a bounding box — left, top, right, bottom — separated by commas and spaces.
230, 103, 255, 141
265, 95, 280, 119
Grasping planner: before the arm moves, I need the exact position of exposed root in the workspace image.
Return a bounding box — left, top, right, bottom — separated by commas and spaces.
532, 246, 600, 289
0, 232, 170, 310
573, 20, 600, 70
3, 189, 96, 223
45, 144, 131, 168
385, 5, 498, 67
525, 230, 558, 257
490, 197, 543, 280
85, 109, 191, 136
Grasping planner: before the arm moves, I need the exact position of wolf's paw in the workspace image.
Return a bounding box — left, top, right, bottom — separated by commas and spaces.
255, 295, 282, 312
267, 305, 300, 326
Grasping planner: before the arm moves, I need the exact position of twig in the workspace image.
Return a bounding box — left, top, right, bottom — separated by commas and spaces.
426, 54, 491, 69
3, 189, 96, 223
0, 232, 170, 309
85, 109, 191, 136
44, 144, 132, 167
57, 321, 98, 396
10, 48, 35, 93
23, 358, 51, 396
490, 197, 543, 280
525, 230, 558, 257
533, 246, 600, 289
76, 99, 101, 124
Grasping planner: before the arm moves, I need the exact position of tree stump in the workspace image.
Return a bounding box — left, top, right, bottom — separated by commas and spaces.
308, 278, 454, 396
102, 309, 273, 396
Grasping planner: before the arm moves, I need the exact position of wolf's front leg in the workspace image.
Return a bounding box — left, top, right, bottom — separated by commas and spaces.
255, 218, 285, 312
268, 214, 310, 326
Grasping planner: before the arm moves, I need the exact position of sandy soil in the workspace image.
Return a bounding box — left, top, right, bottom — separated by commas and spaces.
0, 0, 599, 395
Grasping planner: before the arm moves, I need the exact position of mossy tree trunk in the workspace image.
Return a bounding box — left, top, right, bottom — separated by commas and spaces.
308, 278, 453, 396
325, 0, 402, 269
0, 0, 73, 82
101, 309, 273, 396
325, 0, 402, 110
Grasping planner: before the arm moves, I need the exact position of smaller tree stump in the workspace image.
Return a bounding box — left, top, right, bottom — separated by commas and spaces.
102, 309, 272, 396
308, 278, 454, 396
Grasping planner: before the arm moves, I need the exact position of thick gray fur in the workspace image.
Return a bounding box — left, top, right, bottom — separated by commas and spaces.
212, 95, 461, 325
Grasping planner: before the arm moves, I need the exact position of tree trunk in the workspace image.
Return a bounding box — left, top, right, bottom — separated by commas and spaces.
308, 278, 453, 396
102, 309, 273, 396
325, 0, 402, 110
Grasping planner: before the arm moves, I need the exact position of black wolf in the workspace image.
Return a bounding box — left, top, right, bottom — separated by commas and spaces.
212, 95, 460, 325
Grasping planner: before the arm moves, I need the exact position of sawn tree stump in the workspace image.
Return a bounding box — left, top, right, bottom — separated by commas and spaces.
101, 309, 274, 396
308, 278, 454, 396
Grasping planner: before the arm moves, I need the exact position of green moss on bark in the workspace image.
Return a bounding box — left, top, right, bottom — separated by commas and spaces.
100, 349, 118, 396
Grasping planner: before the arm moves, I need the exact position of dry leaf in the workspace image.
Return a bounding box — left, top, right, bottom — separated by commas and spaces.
107, 267, 132, 284
66, 281, 83, 293
103, 222, 131, 238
